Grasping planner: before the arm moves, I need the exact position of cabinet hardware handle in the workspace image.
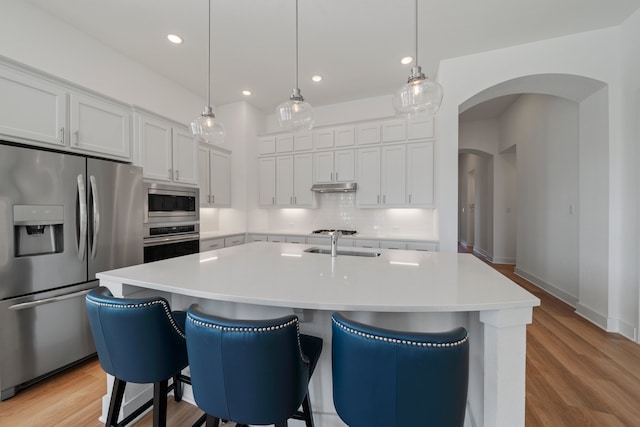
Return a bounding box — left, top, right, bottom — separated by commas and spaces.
168, 168, 173, 179
212, 195, 215, 203
208, 195, 211, 203
175, 170, 180, 180
59, 127, 65, 143
377, 195, 380, 204
336, 172, 339, 181
331, 172, 334, 181
74, 130, 80, 146
409, 194, 412, 203
272, 197, 275, 205
294, 196, 297, 204
383, 195, 386, 204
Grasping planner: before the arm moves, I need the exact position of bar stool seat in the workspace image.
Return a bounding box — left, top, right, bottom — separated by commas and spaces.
185, 304, 323, 427
331, 312, 469, 427
86, 286, 190, 427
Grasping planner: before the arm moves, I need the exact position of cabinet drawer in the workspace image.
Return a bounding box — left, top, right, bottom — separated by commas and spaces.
354, 239, 379, 248
379, 240, 406, 250
267, 235, 286, 243
200, 238, 224, 251
247, 234, 268, 242
406, 242, 439, 251
224, 235, 246, 247
285, 236, 306, 244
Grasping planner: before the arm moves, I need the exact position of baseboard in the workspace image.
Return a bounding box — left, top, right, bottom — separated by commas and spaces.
575, 303, 608, 330
513, 267, 578, 307
491, 256, 516, 264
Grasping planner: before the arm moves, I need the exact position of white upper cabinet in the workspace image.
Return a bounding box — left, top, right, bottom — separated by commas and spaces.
0, 61, 131, 160
275, 154, 315, 207
313, 149, 355, 183
199, 144, 231, 206
137, 112, 197, 185
294, 132, 313, 151
258, 157, 277, 206
407, 116, 435, 140
276, 155, 295, 206
313, 129, 335, 149
406, 141, 435, 206
356, 123, 381, 145
0, 66, 67, 148
69, 93, 131, 160
258, 135, 276, 155
276, 134, 294, 153
381, 120, 407, 142
357, 145, 407, 207
334, 127, 355, 147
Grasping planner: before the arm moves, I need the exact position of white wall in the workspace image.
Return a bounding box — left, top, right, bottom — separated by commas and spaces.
503, 94, 580, 304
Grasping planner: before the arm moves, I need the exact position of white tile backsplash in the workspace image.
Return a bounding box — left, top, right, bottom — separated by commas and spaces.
263, 193, 437, 238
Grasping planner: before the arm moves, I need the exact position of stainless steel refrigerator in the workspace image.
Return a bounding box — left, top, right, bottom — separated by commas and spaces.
0, 142, 143, 400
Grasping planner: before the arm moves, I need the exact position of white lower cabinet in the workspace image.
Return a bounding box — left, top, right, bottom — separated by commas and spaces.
200, 238, 224, 252
379, 241, 406, 250
247, 234, 268, 243
267, 235, 286, 243
353, 239, 379, 248
406, 241, 439, 251
224, 235, 245, 247
199, 145, 231, 207
285, 236, 306, 244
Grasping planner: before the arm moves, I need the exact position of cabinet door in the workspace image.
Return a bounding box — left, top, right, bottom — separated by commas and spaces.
314, 129, 334, 149
210, 149, 231, 206
357, 147, 381, 206
0, 67, 67, 147
407, 142, 434, 206
69, 93, 130, 159
381, 120, 406, 143
313, 151, 334, 183
200, 238, 224, 251
198, 146, 212, 205
276, 155, 294, 206
172, 128, 198, 185
381, 145, 406, 205
224, 235, 246, 247
356, 123, 381, 145
335, 127, 355, 147
259, 136, 276, 154
294, 133, 312, 151
139, 115, 173, 182
258, 157, 276, 206
276, 134, 294, 153
334, 149, 355, 182
294, 153, 314, 206
408, 116, 434, 140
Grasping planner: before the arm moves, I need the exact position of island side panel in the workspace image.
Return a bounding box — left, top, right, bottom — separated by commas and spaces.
479, 307, 534, 427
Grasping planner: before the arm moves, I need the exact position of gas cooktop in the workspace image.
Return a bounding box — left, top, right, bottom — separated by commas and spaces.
311, 229, 357, 236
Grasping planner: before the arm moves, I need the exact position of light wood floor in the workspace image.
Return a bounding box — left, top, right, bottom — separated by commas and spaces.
2, 250, 640, 426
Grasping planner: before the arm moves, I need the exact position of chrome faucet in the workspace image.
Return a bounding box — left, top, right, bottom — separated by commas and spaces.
330, 231, 342, 257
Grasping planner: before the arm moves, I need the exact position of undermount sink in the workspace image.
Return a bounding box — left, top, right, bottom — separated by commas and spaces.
304, 247, 381, 257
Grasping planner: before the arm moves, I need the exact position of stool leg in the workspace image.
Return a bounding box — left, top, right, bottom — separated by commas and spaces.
153, 380, 168, 427
205, 414, 220, 427
301, 393, 314, 427
173, 373, 183, 402
106, 378, 126, 426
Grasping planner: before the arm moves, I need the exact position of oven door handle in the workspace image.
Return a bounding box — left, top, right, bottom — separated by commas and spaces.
143, 234, 200, 247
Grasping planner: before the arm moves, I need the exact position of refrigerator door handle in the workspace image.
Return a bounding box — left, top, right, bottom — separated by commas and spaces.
89, 175, 100, 260
77, 174, 87, 261
8, 289, 92, 311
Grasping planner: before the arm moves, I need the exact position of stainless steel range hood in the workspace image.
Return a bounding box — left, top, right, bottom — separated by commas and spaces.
310, 182, 357, 193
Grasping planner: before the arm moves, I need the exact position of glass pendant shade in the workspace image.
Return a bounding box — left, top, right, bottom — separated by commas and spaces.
277, 88, 314, 131
191, 106, 225, 141
393, 66, 443, 117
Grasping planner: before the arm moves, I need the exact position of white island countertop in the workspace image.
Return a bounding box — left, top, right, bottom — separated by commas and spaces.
97, 241, 539, 313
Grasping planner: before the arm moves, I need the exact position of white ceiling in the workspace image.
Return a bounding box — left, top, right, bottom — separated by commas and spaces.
25, 0, 640, 114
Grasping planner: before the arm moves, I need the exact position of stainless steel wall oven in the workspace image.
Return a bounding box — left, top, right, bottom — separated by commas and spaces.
143, 222, 200, 263
144, 182, 199, 224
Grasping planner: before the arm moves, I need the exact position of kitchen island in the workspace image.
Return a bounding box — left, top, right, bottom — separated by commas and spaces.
96, 242, 540, 427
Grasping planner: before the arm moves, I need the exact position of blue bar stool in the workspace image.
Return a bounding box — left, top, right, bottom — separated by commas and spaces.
85, 287, 190, 427
331, 313, 469, 427
185, 304, 323, 427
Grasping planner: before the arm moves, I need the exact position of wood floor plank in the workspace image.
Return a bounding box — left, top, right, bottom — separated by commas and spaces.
2, 248, 640, 426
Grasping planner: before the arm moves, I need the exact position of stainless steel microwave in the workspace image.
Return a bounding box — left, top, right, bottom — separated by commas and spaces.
143, 182, 199, 224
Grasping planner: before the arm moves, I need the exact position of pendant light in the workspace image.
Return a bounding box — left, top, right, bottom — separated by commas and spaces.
393, 0, 443, 117
191, 0, 225, 141
276, 0, 314, 131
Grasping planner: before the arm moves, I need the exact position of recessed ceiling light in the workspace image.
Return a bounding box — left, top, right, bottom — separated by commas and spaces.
167, 34, 183, 44
311, 75, 322, 82
401, 56, 413, 65
241, 89, 252, 96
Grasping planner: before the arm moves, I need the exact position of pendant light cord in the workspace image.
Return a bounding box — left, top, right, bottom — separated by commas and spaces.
414, 0, 418, 66
207, 0, 212, 108
295, 0, 299, 90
